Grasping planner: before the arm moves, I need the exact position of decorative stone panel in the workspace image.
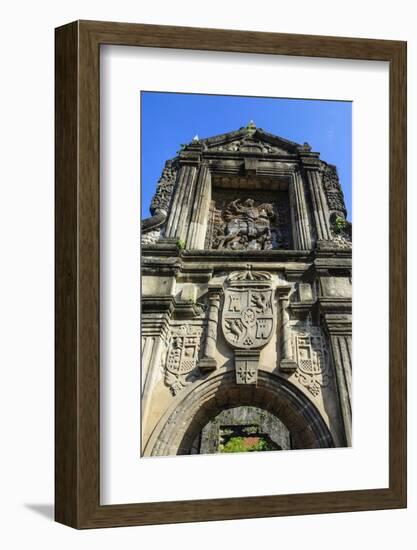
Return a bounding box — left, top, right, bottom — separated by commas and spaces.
205, 190, 292, 251
164, 323, 203, 396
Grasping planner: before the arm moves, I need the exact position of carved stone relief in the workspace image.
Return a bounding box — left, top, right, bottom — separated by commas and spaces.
164, 324, 203, 396
292, 321, 331, 398
235, 351, 259, 384
322, 164, 347, 218
329, 232, 352, 249
141, 228, 160, 245
149, 160, 178, 216
221, 269, 276, 384
222, 287, 274, 349
207, 138, 288, 155
206, 190, 291, 251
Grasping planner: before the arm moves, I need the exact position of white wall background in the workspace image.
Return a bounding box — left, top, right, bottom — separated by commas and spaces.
0, 0, 415, 547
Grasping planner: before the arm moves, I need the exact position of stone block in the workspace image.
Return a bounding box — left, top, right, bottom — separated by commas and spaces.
180, 284, 196, 303
298, 282, 313, 302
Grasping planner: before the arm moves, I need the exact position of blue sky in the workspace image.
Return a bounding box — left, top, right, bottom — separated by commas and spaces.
141, 91, 352, 221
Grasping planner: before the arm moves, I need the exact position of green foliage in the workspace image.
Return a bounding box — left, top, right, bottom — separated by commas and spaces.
176, 239, 186, 250
219, 436, 274, 453
332, 216, 347, 234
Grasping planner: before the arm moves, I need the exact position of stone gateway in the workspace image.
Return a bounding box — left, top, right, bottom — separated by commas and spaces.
141, 121, 352, 456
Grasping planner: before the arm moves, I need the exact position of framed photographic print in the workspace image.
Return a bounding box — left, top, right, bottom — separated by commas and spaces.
55, 20, 406, 528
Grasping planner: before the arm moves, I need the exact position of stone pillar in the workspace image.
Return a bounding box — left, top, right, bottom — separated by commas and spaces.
305, 169, 331, 241
288, 175, 300, 249
141, 299, 173, 442
187, 163, 211, 249
164, 163, 198, 240
323, 313, 352, 446
291, 171, 313, 250
277, 286, 298, 372
199, 286, 222, 372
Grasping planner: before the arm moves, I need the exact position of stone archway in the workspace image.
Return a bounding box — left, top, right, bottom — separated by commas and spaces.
143, 370, 334, 456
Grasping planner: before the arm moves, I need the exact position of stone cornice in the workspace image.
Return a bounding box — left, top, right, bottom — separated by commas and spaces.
141, 295, 205, 320
321, 312, 352, 334
180, 249, 314, 261
318, 297, 352, 315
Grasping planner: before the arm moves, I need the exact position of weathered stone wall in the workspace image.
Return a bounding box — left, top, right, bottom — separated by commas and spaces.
141, 123, 352, 456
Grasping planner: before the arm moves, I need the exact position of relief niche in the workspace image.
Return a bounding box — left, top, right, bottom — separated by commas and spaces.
205, 190, 292, 251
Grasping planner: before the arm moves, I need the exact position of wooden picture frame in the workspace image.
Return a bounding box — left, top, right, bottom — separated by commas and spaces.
55, 20, 407, 528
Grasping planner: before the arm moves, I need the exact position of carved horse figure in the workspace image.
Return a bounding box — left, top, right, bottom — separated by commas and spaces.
214, 199, 275, 250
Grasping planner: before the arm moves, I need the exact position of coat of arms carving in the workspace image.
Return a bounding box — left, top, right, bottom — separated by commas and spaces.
292, 323, 331, 398
221, 269, 276, 384
164, 324, 203, 395
222, 287, 275, 349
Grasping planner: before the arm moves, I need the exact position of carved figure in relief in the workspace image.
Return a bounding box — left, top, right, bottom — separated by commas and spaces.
251, 292, 269, 313
224, 318, 244, 342
212, 198, 276, 251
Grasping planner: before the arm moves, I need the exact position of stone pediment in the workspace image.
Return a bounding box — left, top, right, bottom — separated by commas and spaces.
205, 136, 292, 155
185, 122, 304, 156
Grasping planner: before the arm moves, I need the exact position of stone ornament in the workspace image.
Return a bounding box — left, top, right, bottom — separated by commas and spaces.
292, 322, 331, 398
321, 164, 347, 219
221, 268, 276, 384
208, 196, 291, 251
141, 159, 178, 243
207, 138, 288, 155
234, 350, 260, 384
222, 287, 275, 349
150, 159, 178, 216
141, 228, 160, 244
212, 198, 275, 251
228, 269, 272, 282
164, 324, 203, 395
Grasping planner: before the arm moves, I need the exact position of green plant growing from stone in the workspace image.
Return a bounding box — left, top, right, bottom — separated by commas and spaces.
331, 215, 352, 237
176, 239, 186, 250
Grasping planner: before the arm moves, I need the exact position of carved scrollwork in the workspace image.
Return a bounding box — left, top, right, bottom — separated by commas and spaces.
141, 160, 178, 243
322, 164, 347, 218
150, 160, 178, 216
